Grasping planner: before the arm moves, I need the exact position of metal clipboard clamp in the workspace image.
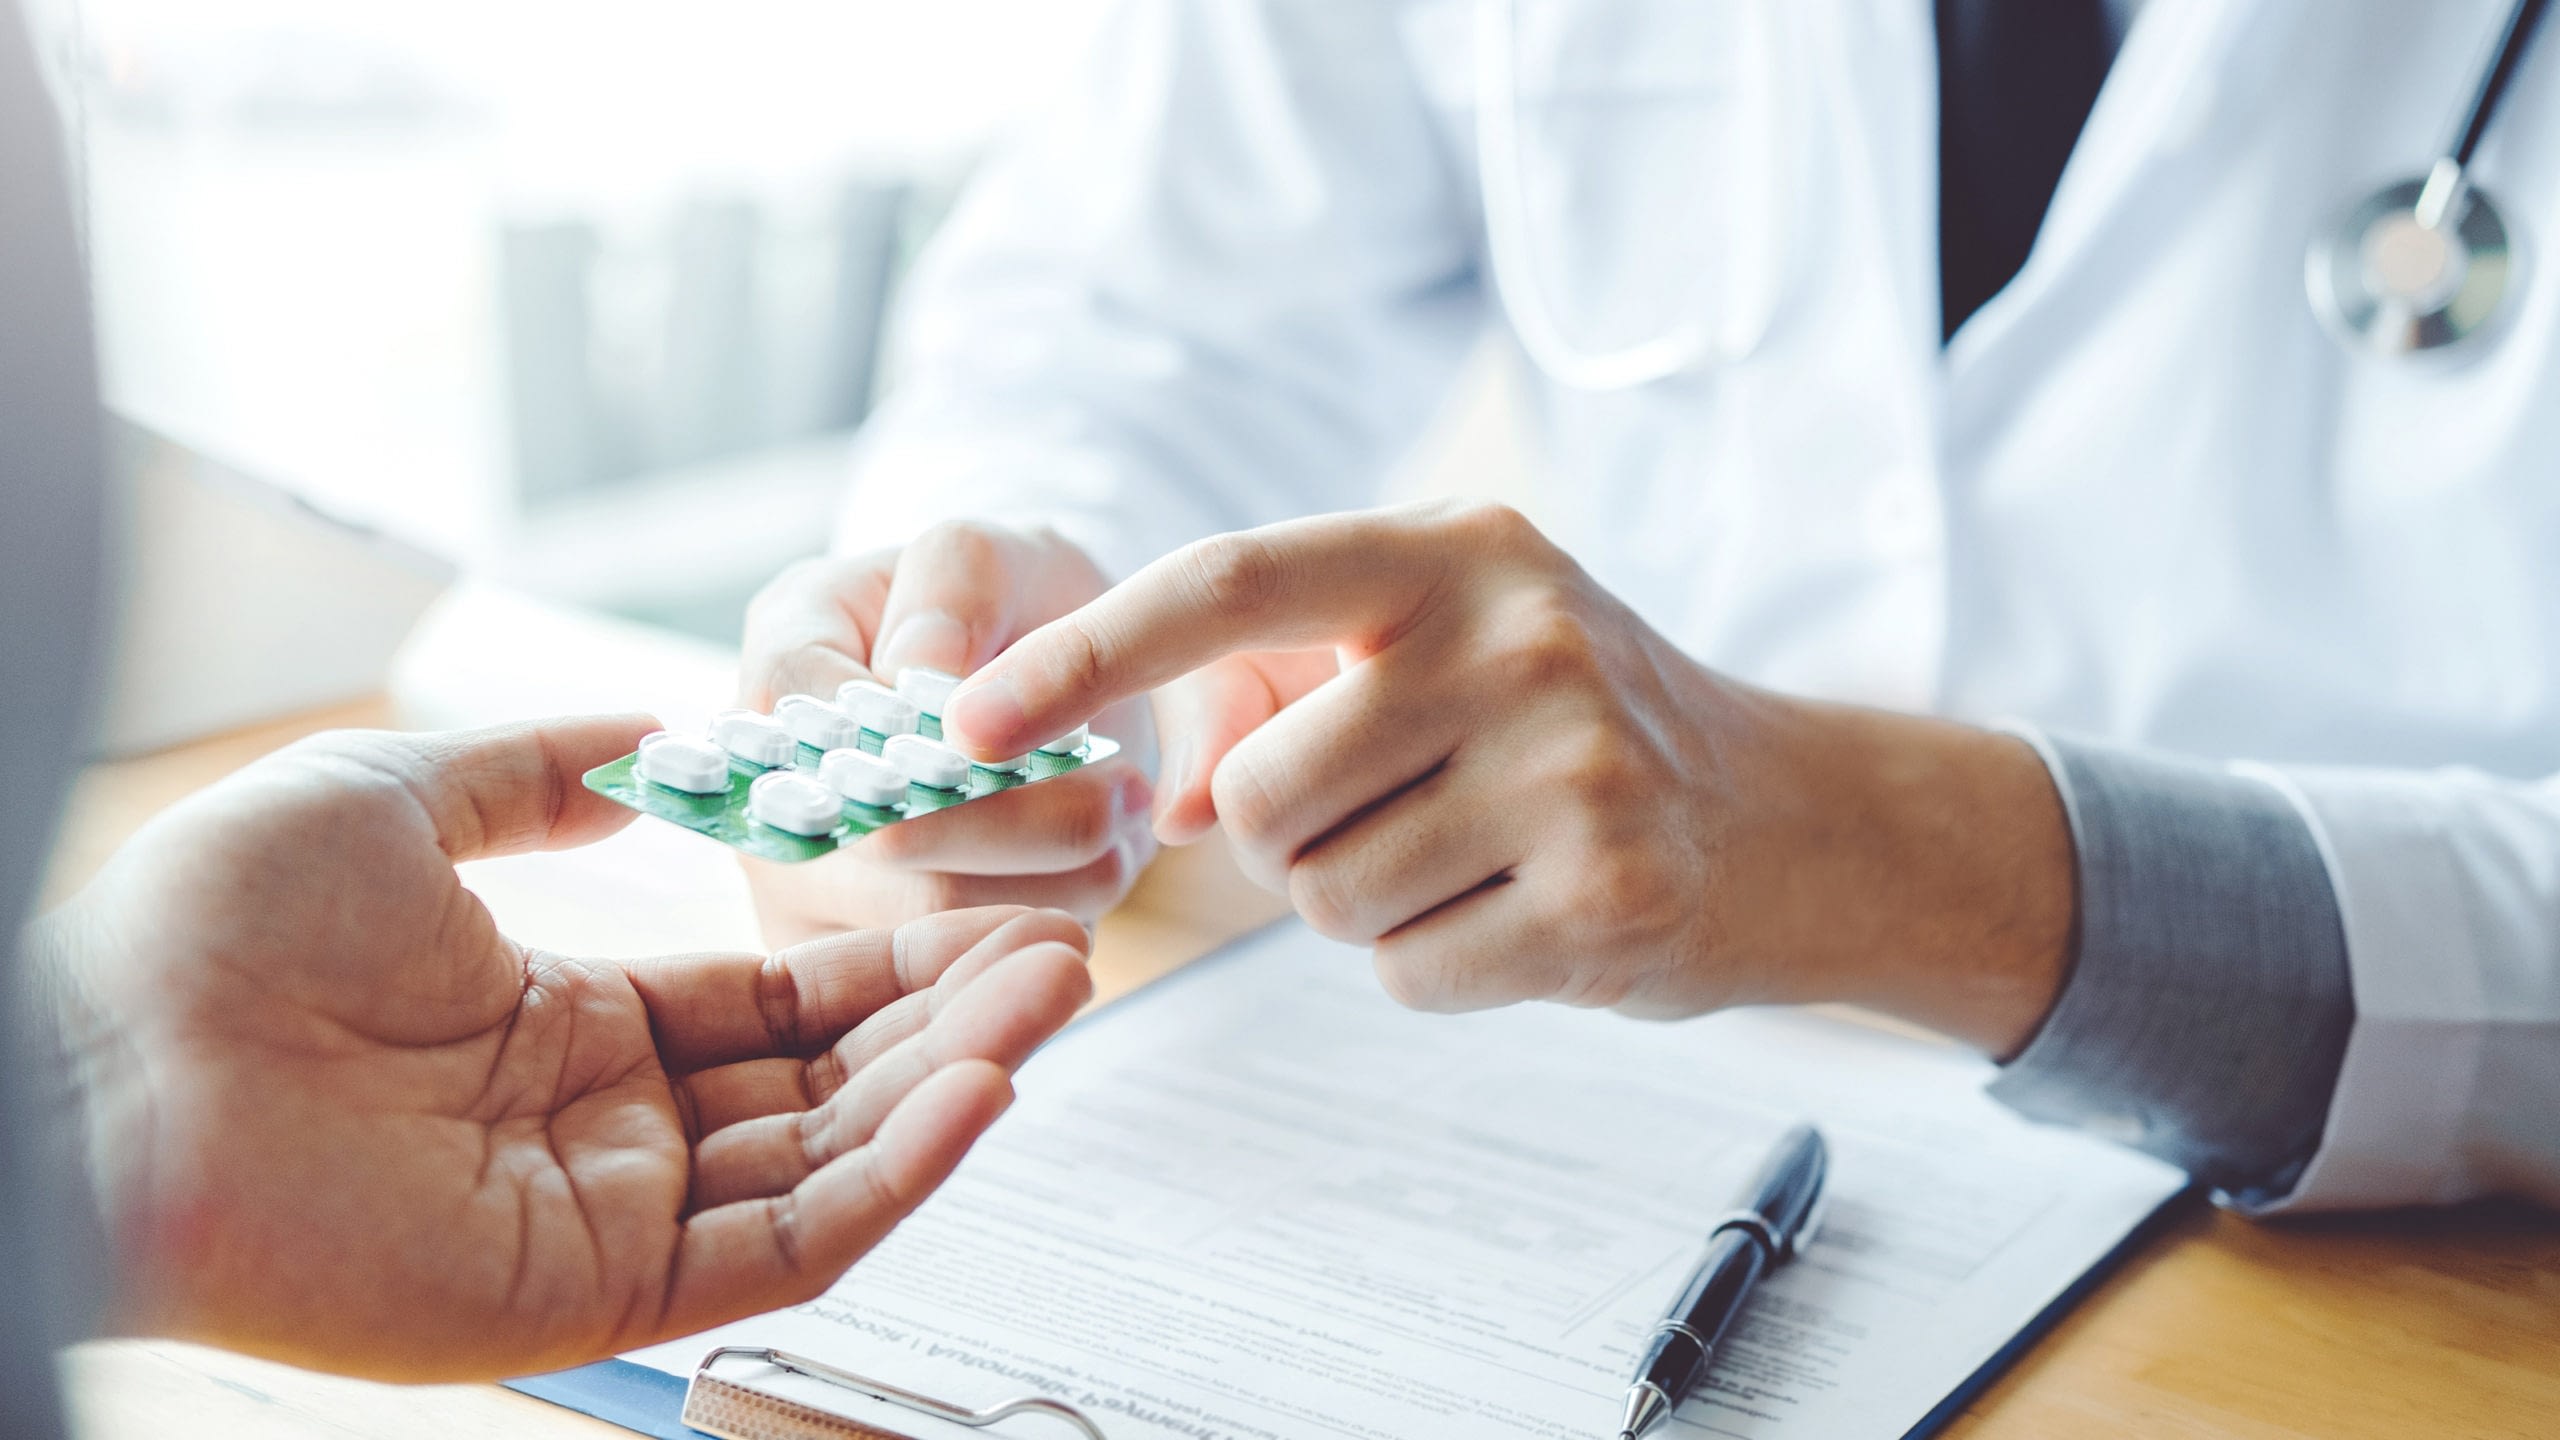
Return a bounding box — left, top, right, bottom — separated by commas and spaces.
682, 1346, 1111, 1440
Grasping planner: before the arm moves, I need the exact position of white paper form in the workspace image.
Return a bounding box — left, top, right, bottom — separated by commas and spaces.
632, 924, 2188, 1440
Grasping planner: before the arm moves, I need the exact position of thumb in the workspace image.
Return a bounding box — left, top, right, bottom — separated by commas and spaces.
869, 521, 1041, 683
1151, 649, 1340, 845
334, 713, 659, 863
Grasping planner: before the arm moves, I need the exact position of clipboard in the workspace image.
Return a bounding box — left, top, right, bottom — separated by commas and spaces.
503, 923, 2195, 1440
504, 1186, 2191, 1440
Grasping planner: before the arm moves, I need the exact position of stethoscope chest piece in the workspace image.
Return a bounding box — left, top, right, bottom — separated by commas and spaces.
2308, 169, 2516, 356
2306, 0, 2550, 358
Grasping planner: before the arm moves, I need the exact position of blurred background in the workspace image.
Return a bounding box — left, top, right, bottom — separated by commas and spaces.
42, 0, 1527, 760
62, 0, 1112, 638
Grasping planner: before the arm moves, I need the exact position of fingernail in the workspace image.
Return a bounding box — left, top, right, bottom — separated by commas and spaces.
1159, 738, 1195, 804
876, 611, 970, 678
947, 673, 1028, 751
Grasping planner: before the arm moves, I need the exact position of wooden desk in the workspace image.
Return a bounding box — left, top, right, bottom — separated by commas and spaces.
50, 706, 2560, 1440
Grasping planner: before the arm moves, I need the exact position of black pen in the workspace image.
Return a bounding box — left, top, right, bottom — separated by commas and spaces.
1615, 1124, 1829, 1440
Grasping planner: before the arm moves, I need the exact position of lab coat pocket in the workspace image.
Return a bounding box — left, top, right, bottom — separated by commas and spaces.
1400, 0, 1806, 368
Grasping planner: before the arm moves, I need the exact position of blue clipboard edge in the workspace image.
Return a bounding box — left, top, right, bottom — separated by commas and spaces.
504, 921, 2203, 1440
1896, 1182, 2205, 1439
508, 1356, 696, 1439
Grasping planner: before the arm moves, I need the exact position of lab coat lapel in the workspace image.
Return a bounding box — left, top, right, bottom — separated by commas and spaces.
1941, 0, 2283, 373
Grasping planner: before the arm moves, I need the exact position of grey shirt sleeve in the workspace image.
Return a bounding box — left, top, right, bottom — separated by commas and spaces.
1987, 732, 2355, 1206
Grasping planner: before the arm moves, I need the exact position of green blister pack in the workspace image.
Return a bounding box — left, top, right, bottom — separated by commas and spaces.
583, 675, 1117, 865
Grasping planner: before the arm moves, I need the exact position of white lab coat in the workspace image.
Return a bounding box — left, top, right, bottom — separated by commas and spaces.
837, 0, 2560, 1211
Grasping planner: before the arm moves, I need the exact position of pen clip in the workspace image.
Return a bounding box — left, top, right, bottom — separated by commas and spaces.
1786, 1177, 1830, 1261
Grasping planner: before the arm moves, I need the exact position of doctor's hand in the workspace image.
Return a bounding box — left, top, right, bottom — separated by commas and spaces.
29, 716, 1092, 1381
738, 523, 1157, 946
942, 502, 2076, 1054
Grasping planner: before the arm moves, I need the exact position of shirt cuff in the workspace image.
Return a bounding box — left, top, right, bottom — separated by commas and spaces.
1985, 729, 2355, 1207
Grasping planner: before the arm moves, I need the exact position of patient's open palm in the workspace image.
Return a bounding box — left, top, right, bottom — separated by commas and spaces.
48, 717, 1090, 1379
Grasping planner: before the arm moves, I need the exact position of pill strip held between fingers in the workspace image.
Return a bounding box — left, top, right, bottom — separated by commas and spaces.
585, 667, 1118, 865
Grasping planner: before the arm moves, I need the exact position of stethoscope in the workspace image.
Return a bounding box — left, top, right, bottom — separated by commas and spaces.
1474, 0, 1746, 391
2308, 0, 2551, 357
1481, 0, 2554, 392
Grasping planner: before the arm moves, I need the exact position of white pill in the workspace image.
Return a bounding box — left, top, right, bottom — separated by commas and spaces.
820, 748, 908, 808
975, 752, 1032, 775
838, 679, 921, 737
635, 732, 731, 794
774, 694, 861, 753
1035, 724, 1090, 757
895, 666, 961, 718
883, 733, 969, 791
748, 771, 844, 837
710, 709, 797, 769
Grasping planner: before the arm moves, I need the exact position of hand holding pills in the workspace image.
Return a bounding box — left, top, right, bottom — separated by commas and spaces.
944, 501, 2078, 1050
737, 521, 1158, 943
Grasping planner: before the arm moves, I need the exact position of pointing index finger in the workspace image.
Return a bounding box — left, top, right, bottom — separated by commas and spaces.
943, 512, 1441, 759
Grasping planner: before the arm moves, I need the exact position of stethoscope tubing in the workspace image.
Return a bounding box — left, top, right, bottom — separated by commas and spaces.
1473, 0, 1721, 391
2450, 0, 2552, 167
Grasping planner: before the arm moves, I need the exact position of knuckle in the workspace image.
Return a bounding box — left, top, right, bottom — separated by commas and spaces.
803, 1044, 850, 1106
766, 1192, 814, 1275
1180, 532, 1289, 618
1372, 946, 1463, 1012
792, 1100, 833, 1171
848, 1147, 910, 1218
1550, 961, 1637, 1012
1497, 604, 1607, 689
1571, 851, 1666, 937
1287, 860, 1366, 942
312, 731, 467, 828
909, 518, 1008, 578
754, 953, 806, 1050
1434, 498, 1542, 553
1046, 614, 1114, 704
1549, 721, 1643, 801
1206, 756, 1281, 853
